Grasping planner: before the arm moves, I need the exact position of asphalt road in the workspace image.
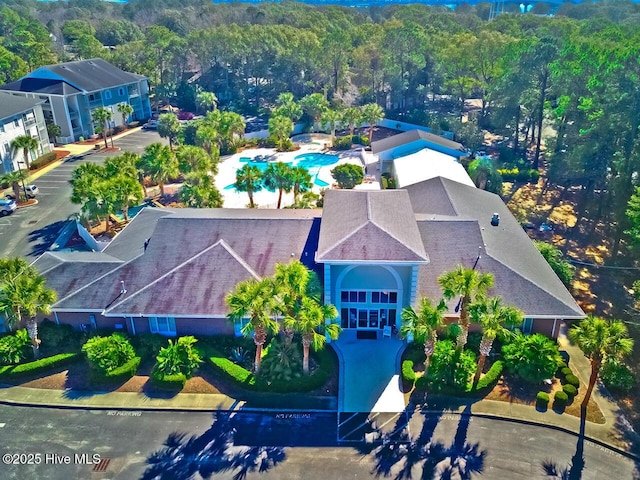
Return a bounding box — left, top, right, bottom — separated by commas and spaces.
0, 405, 636, 480
1, 130, 168, 259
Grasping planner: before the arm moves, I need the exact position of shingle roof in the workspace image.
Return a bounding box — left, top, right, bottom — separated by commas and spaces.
316, 190, 428, 263
0, 93, 44, 121
0, 78, 81, 96
40, 58, 145, 92
371, 130, 465, 155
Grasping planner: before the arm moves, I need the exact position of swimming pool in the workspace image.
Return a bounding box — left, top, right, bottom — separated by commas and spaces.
294, 153, 339, 168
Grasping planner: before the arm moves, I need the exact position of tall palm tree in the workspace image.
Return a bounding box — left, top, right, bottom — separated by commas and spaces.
263, 162, 294, 209
0, 260, 57, 354
469, 296, 523, 385
157, 113, 181, 150
176, 145, 213, 175
104, 152, 140, 179
268, 115, 294, 151
321, 108, 342, 146
92, 107, 113, 150
274, 261, 317, 343
274, 92, 303, 121
196, 91, 218, 114
179, 173, 222, 208
195, 125, 219, 156
400, 297, 447, 378
438, 265, 494, 352
234, 164, 263, 208
116, 103, 134, 129
108, 175, 144, 221
361, 103, 384, 142
0, 170, 27, 202
342, 107, 362, 137
300, 93, 329, 132
290, 166, 312, 203
295, 297, 340, 374
139, 143, 179, 196
10, 135, 39, 170
226, 278, 279, 373
569, 317, 633, 410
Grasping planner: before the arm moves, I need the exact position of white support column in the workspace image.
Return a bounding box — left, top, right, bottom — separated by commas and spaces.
54, 311, 60, 325
129, 316, 136, 336
409, 265, 419, 305
323, 263, 331, 305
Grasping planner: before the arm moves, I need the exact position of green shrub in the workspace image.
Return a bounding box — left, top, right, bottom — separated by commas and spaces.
333, 136, 353, 150
258, 337, 302, 382
475, 360, 503, 390
502, 333, 561, 383
563, 383, 577, 398
0, 353, 80, 379
402, 360, 416, 386
381, 176, 388, 189
29, 152, 58, 170
39, 320, 81, 353
536, 391, 550, 408
257, 136, 278, 148
154, 336, 202, 378
352, 134, 369, 146
601, 359, 635, 393
565, 374, 580, 389
555, 361, 568, 377
560, 367, 573, 378
425, 340, 476, 391
150, 367, 186, 390
529, 170, 540, 183
0, 330, 32, 365
90, 356, 140, 384
331, 163, 364, 189
206, 347, 255, 386
515, 168, 531, 182
81, 333, 136, 373
553, 390, 568, 409
131, 333, 167, 361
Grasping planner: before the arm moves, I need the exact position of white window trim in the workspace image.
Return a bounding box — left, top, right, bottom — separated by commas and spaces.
149, 316, 176, 336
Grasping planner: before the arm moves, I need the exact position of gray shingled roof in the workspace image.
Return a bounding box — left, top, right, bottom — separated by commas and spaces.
0, 78, 81, 96
0, 93, 44, 121
52, 209, 319, 313
409, 178, 584, 317
371, 130, 465, 155
317, 190, 428, 262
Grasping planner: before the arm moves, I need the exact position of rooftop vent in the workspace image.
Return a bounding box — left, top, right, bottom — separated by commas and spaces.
491, 213, 500, 227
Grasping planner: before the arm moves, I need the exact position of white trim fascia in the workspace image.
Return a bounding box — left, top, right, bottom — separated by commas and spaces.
316, 259, 429, 265
105, 313, 227, 319
527, 314, 585, 320
52, 308, 105, 313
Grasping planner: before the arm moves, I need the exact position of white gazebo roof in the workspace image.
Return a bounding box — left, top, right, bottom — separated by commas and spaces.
392, 148, 475, 188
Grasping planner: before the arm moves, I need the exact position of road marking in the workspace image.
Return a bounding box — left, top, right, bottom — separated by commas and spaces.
0, 423, 5, 427
34, 186, 61, 189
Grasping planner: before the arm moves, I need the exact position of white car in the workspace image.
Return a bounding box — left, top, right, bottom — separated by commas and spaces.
6, 184, 39, 199
0, 199, 17, 216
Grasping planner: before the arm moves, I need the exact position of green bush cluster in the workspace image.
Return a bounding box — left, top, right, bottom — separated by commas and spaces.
90, 356, 141, 384
380, 172, 396, 190
29, 152, 58, 170
502, 333, 561, 384
422, 340, 476, 392
0, 330, 32, 365
536, 391, 550, 409
565, 374, 580, 389
332, 136, 353, 150
39, 320, 82, 353
496, 167, 540, 183
82, 333, 136, 374
258, 337, 302, 382
553, 390, 569, 410
475, 360, 503, 390
601, 359, 635, 393
560, 367, 573, 378
155, 336, 202, 378
402, 360, 416, 386
0, 353, 80, 380
131, 333, 167, 361
207, 350, 255, 387
150, 368, 187, 390
562, 383, 577, 399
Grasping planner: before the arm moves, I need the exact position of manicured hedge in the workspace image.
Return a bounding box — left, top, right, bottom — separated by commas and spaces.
402, 360, 416, 386
560, 367, 573, 378
0, 353, 80, 380
565, 374, 580, 389
89, 356, 140, 384
207, 350, 255, 387
151, 368, 187, 390
536, 391, 550, 409
554, 390, 569, 410
30, 152, 58, 170
475, 360, 504, 390
563, 384, 577, 399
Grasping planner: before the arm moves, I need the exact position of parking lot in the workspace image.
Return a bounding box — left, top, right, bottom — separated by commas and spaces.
1, 129, 167, 259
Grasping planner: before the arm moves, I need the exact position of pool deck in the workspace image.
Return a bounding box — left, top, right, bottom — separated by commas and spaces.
216, 141, 366, 209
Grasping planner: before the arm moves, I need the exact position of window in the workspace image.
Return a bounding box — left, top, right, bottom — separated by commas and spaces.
89, 94, 95, 102
13, 119, 19, 128
104, 90, 112, 100
341, 290, 366, 303
118, 87, 125, 96
234, 318, 249, 337
371, 291, 398, 304
149, 316, 176, 336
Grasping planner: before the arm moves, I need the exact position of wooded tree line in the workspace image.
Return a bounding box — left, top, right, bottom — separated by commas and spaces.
3, 2, 640, 260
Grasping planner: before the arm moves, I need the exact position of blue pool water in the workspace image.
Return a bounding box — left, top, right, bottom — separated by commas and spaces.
225, 153, 338, 192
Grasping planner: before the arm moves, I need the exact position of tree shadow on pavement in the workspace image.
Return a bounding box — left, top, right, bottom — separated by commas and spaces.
26, 220, 68, 257
356, 402, 486, 479
141, 409, 286, 480
541, 409, 587, 480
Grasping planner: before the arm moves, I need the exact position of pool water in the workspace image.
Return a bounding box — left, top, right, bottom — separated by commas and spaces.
295, 153, 339, 168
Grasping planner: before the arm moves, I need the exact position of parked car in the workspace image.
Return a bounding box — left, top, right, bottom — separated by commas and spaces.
142, 120, 159, 130
0, 199, 17, 216
6, 184, 39, 199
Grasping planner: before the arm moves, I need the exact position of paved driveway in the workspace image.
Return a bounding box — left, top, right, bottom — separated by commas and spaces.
0, 130, 167, 259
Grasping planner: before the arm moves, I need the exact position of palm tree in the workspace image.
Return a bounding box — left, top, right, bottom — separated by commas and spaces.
116, 103, 134, 129
295, 297, 340, 374
226, 278, 279, 373
274, 92, 303, 121
104, 152, 140, 179
400, 297, 447, 378
108, 175, 144, 221
1, 170, 27, 202
268, 115, 294, 151
176, 145, 213, 175
234, 164, 263, 208
361, 103, 384, 142
263, 162, 294, 209
342, 107, 362, 137
195, 125, 219, 156
290, 166, 312, 203
0, 260, 57, 354
139, 143, 179, 196
321, 108, 342, 146
92, 107, 113, 150
158, 113, 181, 150
438, 265, 494, 352
179, 173, 222, 208
300, 93, 329, 132
569, 317, 634, 410
274, 261, 317, 343
10, 135, 39, 171
469, 296, 523, 385
196, 91, 218, 114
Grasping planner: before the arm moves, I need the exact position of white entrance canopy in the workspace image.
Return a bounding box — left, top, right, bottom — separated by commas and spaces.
392, 148, 475, 188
